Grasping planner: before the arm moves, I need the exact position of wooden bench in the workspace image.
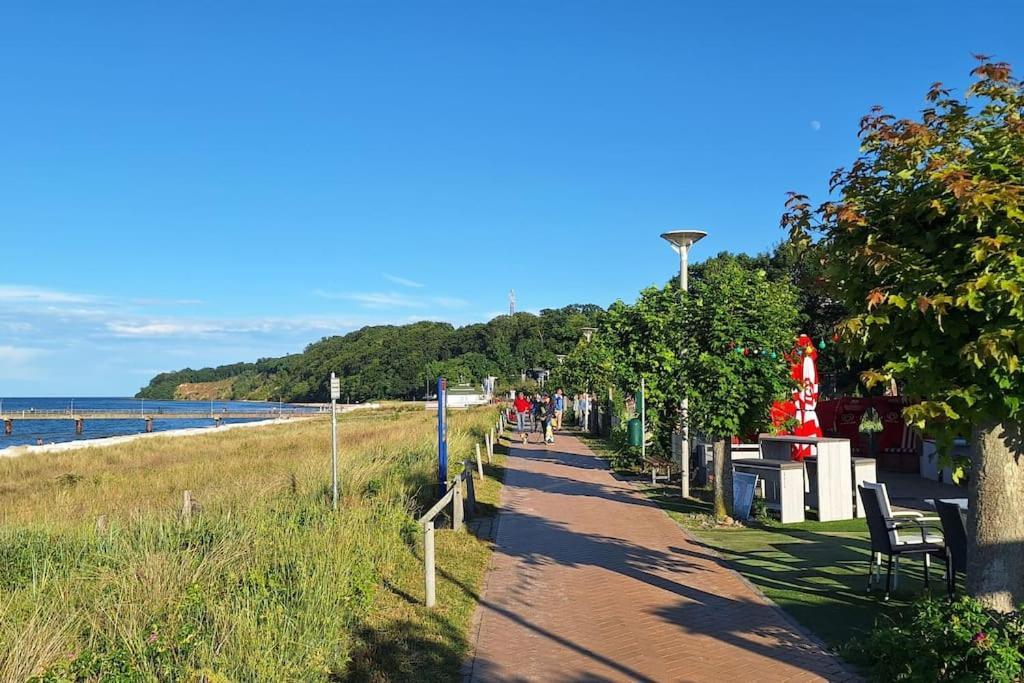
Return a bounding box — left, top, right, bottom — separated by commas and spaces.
730, 443, 761, 460
644, 453, 673, 484
733, 460, 806, 524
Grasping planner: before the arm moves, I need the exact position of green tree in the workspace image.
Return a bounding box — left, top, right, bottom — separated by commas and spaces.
768, 242, 858, 392
549, 334, 616, 400
783, 57, 1024, 611
600, 287, 687, 455
682, 255, 801, 516
553, 255, 798, 516
138, 307, 605, 403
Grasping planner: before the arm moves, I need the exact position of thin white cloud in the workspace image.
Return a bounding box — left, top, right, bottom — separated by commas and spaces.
314, 290, 468, 310
0, 284, 208, 312
106, 321, 225, 337
0, 345, 45, 363
810, 120, 822, 131
432, 296, 470, 308
0, 345, 47, 381
129, 297, 205, 306
105, 315, 364, 338
0, 321, 35, 333
383, 273, 425, 288
0, 285, 95, 304
314, 290, 418, 308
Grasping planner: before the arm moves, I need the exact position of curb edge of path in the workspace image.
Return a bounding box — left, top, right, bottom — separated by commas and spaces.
459, 443, 511, 683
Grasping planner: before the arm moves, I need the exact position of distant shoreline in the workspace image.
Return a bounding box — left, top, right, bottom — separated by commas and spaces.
0, 403, 380, 459
0, 417, 300, 458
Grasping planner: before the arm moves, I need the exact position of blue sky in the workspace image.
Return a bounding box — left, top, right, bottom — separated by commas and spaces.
2, 2, 1022, 396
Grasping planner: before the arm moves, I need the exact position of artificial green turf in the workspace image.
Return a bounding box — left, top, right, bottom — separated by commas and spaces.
581, 436, 943, 662
632, 482, 951, 668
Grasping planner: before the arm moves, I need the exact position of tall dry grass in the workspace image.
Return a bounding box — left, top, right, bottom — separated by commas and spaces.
0, 406, 498, 681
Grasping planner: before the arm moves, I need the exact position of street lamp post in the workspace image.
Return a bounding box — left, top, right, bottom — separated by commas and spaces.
661, 230, 707, 499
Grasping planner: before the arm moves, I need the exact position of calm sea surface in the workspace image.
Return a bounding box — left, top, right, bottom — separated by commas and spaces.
0, 397, 318, 448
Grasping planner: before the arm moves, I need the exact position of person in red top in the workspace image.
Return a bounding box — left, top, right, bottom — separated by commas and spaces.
513, 392, 532, 444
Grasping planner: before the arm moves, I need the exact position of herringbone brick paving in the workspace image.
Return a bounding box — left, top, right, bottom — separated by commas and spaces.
464, 433, 857, 682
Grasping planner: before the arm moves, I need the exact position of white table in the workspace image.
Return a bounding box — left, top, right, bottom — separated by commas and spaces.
926, 497, 968, 511
759, 435, 854, 522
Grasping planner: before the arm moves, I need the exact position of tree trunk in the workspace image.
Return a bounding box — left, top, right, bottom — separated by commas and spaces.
967, 421, 1024, 612
713, 439, 728, 518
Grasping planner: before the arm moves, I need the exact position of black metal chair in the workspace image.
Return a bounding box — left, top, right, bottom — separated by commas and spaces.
859, 485, 944, 600
935, 500, 968, 599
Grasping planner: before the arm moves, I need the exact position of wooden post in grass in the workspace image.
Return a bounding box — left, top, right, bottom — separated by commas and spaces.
452, 479, 464, 532
475, 443, 484, 479
464, 461, 477, 519
424, 521, 437, 608
182, 490, 193, 523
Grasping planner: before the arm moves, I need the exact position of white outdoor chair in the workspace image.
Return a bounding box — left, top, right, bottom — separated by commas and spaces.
862, 481, 943, 591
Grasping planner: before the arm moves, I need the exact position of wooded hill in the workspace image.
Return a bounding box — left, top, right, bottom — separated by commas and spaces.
136, 305, 604, 403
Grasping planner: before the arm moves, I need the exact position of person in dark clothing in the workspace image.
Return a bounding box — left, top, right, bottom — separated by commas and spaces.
532, 394, 544, 436
542, 394, 557, 444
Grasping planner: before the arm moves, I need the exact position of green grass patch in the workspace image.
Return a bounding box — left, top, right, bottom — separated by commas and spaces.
635, 484, 938, 668
0, 407, 503, 681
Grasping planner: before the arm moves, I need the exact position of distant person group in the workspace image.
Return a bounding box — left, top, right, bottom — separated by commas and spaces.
511, 388, 591, 446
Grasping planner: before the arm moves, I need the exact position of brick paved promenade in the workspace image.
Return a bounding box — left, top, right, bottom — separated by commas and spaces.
464, 434, 855, 682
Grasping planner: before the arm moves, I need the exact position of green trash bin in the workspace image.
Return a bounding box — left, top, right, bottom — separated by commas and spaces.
627, 418, 643, 447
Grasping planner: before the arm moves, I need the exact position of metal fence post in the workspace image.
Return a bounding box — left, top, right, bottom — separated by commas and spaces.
424, 521, 436, 608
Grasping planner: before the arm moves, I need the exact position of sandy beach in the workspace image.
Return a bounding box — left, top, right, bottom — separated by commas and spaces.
0, 403, 380, 459
0, 417, 303, 459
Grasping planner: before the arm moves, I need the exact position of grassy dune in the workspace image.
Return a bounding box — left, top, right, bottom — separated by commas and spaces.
0, 406, 502, 682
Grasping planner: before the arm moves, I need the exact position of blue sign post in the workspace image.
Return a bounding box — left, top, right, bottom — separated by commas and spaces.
437, 377, 448, 497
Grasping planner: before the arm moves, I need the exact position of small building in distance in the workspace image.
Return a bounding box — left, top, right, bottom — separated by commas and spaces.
446, 383, 489, 408
424, 382, 491, 410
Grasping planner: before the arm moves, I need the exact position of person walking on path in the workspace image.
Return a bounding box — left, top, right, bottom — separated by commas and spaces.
553, 388, 565, 430
513, 392, 532, 445
577, 392, 590, 432
543, 394, 557, 444
532, 394, 544, 439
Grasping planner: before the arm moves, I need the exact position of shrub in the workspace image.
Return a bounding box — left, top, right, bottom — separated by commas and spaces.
606, 426, 643, 471
850, 597, 1024, 682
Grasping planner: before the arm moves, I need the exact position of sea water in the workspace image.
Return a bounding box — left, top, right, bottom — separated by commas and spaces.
0, 397, 317, 448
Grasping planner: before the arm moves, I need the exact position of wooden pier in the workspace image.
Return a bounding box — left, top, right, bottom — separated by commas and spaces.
1, 409, 321, 435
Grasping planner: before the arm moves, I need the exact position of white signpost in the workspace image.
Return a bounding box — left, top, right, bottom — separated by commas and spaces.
330, 372, 340, 509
